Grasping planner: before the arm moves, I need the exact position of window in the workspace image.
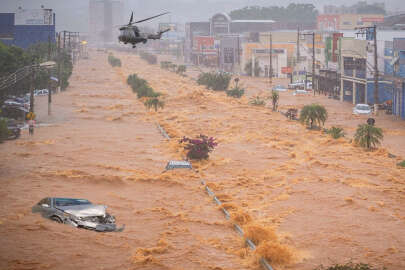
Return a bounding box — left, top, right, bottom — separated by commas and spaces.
54, 198, 91, 207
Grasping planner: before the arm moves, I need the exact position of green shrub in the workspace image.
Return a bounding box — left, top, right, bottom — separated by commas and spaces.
160, 61, 171, 69
177, 65, 186, 75
139, 51, 157, 65
108, 54, 121, 67
354, 124, 383, 149
249, 96, 266, 106
127, 73, 160, 99
197, 72, 231, 91
326, 126, 345, 139
397, 160, 405, 167
226, 86, 245, 98
299, 104, 328, 129
0, 118, 9, 143
144, 97, 165, 112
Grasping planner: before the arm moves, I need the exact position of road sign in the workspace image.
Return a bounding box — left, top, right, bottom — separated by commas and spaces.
26, 112, 36, 120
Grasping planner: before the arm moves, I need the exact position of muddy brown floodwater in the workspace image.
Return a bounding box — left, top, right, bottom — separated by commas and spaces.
0, 50, 404, 270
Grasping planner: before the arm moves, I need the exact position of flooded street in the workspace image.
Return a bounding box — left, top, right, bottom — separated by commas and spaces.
0, 50, 404, 270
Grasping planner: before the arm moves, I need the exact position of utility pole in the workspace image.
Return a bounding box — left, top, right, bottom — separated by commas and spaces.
296, 27, 300, 63
57, 32, 61, 93
68, 32, 71, 51
312, 32, 315, 95
269, 32, 272, 87
63, 31, 66, 50
46, 9, 52, 61
29, 66, 35, 114
373, 25, 379, 106
355, 25, 379, 107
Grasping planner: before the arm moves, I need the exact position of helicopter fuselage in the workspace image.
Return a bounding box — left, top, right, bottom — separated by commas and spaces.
118, 26, 148, 46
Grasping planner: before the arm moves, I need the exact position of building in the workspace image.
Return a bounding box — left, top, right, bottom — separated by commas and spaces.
0, 8, 55, 48
242, 44, 288, 78
185, 13, 275, 67
89, 0, 124, 44
391, 38, 405, 119
317, 13, 384, 31
340, 37, 392, 104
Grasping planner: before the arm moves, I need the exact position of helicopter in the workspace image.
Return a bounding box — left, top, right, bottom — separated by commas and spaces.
118, 12, 170, 48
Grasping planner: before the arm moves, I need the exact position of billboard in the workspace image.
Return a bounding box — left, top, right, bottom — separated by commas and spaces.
281, 67, 292, 74
360, 16, 384, 23
15, 9, 53, 26
317, 15, 340, 31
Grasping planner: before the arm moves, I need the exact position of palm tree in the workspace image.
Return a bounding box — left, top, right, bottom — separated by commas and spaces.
299, 104, 328, 129
354, 124, 383, 149
271, 91, 279, 111
144, 97, 165, 112
326, 126, 345, 139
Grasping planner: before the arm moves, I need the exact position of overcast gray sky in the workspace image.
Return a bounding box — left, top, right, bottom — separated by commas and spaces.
1, 0, 403, 32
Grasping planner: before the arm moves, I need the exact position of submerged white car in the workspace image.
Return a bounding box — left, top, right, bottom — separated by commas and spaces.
293, 89, 310, 96
353, 104, 372, 115
32, 197, 124, 232
272, 85, 287, 92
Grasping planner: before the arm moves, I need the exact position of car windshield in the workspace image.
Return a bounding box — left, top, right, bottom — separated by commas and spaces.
357, 105, 370, 110
54, 198, 92, 206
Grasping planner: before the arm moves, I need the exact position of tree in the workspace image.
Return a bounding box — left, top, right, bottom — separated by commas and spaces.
354, 124, 383, 149
0, 117, 8, 143
271, 91, 279, 111
144, 97, 165, 112
229, 4, 318, 24
299, 104, 328, 129
326, 126, 345, 139
180, 135, 217, 160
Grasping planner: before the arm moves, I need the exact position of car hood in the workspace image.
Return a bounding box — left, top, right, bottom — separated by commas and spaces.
354, 109, 371, 113
57, 204, 106, 217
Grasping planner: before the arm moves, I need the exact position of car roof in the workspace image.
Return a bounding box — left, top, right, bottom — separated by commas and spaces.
355, 104, 369, 106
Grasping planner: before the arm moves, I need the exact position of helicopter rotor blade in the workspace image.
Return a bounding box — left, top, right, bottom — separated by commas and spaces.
130, 12, 170, 24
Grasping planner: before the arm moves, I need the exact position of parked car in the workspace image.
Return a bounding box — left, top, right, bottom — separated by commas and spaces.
32, 197, 124, 232
293, 89, 310, 96
288, 81, 305, 89
4, 96, 30, 110
34, 89, 49, 96
353, 104, 372, 115
1, 104, 29, 120
288, 81, 312, 90
272, 85, 288, 92
3, 118, 21, 140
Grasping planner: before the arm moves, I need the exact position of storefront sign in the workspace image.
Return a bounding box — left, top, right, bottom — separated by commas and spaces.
281, 67, 292, 74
